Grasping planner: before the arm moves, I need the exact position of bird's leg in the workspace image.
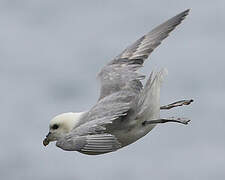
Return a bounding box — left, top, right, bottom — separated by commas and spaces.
160, 99, 194, 110
142, 117, 190, 125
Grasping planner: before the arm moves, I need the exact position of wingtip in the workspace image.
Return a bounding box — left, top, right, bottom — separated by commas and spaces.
173, 9, 190, 25
184, 9, 191, 13
182, 9, 191, 16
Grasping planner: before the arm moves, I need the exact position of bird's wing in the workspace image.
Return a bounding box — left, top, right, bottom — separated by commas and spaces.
98, 9, 189, 100
56, 133, 121, 154
56, 91, 133, 153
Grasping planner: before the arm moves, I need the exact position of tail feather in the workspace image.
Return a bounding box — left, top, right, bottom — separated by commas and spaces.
137, 68, 168, 119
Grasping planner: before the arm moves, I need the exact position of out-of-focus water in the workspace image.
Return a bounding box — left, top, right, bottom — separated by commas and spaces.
1, 1, 225, 179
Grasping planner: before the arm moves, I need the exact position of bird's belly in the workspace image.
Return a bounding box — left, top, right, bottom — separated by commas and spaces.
114, 122, 156, 147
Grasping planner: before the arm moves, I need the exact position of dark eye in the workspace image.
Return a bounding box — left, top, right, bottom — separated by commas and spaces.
52, 124, 59, 129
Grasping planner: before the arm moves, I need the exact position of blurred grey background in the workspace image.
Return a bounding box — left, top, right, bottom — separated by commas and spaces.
1, 0, 225, 179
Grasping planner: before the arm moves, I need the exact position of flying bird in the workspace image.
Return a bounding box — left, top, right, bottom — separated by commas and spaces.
43, 9, 193, 155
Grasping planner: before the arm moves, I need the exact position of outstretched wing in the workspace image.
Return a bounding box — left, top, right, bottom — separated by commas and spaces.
98, 9, 189, 100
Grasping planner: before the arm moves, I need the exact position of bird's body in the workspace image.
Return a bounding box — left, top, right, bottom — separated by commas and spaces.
43, 9, 193, 155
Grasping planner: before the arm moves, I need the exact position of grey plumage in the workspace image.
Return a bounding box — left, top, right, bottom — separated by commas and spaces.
56, 9, 190, 155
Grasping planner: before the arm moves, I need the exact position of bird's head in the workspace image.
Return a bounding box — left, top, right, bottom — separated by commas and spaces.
43, 112, 84, 146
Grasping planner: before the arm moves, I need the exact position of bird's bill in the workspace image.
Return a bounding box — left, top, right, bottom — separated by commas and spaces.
43, 132, 52, 146
43, 138, 50, 146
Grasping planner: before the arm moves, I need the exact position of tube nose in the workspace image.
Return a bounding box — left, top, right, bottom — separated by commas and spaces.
46, 132, 51, 138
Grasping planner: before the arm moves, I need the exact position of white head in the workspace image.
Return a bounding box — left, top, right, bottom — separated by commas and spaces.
43, 112, 85, 146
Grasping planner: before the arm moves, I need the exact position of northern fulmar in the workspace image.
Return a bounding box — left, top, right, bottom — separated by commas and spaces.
43, 9, 193, 155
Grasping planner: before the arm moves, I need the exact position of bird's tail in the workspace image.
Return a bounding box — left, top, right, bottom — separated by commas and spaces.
137, 68, 168, 120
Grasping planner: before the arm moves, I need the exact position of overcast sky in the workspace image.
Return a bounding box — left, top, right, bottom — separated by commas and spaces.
1, 0, 225, 180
